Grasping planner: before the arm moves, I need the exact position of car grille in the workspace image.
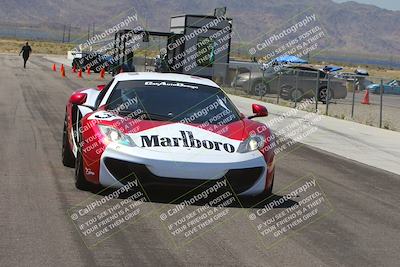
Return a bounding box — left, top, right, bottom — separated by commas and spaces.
103, 158, 263, 194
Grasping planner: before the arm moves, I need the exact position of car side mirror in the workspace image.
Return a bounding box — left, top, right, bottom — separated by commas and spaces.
248, 104, 268, 119
97, 84, 106, 90
69, 92, 87, 105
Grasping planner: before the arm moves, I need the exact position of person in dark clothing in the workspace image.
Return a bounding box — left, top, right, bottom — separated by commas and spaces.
19, 42, 32, 68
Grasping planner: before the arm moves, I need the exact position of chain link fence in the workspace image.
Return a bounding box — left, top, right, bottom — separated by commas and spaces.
210, 62, 400, 131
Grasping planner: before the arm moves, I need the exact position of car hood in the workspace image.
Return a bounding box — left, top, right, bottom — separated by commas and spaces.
85, 110, 263, 155
367, 84, 380, 89
128, 122, 242, 154
237, 71, 267, 80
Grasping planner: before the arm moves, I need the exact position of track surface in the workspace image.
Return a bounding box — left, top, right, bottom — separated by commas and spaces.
1, 54, 399, 267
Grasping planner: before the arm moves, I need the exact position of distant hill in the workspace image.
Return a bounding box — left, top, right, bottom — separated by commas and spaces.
1, 0, 400, 56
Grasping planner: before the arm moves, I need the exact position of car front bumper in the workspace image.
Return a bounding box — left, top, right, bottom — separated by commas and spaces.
99, 143, 267, 196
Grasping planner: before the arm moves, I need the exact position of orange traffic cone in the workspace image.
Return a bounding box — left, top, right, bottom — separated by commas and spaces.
86, 65, 91, 76
78, 68, 82, 78
52, 63, 56, 71
60, 64, 64, 72
61, 67, 66, 78
361, 90, 370, 105
100, 68, 105, 79
72, 65, 76, 73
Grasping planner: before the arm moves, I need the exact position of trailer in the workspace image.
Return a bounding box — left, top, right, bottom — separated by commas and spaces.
113, 12, 233, 80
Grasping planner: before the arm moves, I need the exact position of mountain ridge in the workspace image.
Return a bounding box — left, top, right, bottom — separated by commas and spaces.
0, 0, 399, 55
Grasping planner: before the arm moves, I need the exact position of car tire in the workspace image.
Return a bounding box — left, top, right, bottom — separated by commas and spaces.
75, 147, 91, 190
266, 174, 274, 195
72, 59, 82, 70
252, 81, 269, 96
289, 88, 304, 102
318, 87, 333, 103
251, 174, 274, 201
62, 115, 75, 168
279, 84, 292, 100
74, 123, 91, 190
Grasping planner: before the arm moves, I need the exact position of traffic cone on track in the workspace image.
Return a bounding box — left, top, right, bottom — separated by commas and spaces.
78, 68, 82, 78
52, 63, 56, 71
361, 90, 370, 105
60, 64, 64, 73
61, 67, 66, 78
86, 65, 91, 76
100, 68, 105, 79
72, 65, 76, 73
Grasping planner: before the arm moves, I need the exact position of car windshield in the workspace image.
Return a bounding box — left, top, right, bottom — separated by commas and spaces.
106, 80, 240, 124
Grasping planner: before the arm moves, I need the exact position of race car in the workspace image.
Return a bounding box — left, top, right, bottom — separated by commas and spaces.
62, 72, 276, 196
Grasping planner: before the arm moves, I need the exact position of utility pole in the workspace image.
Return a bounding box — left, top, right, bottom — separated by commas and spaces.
87, 25, 90, 41
92, 22, 95, 37
62, 24, 66, 43
67, 24, 71, 42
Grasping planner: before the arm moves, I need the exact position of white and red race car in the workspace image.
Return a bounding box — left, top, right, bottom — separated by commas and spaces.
62, 72, 275, 196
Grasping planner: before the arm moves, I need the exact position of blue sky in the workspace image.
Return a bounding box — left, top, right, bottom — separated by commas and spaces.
333, 0, 400, 11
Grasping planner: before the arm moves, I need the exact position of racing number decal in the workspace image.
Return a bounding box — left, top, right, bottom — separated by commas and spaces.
88, 111, 119, 121
94, 113, 115, 119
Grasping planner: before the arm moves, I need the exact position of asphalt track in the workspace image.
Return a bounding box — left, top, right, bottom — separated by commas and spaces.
1, 54, 399, 267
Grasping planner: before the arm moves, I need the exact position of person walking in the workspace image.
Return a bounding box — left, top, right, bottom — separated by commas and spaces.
19, 42, 32, 68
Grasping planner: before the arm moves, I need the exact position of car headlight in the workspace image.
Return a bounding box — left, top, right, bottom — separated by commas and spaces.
98, 124, 136, 147
237, 135, 265, 153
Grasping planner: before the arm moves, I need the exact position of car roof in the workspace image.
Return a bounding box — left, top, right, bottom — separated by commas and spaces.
113, 72, 219, 88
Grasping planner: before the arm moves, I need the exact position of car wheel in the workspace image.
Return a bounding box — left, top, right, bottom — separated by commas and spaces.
289, 88, 304, 102
74, 125, 91, 190
252, 81, 269, 96
318, 87, 332, 103
75, 146, 92, 190
279, 84, 292, 100
251, 174, 274, 201
266, 174, 274, 195
62, 114, 75, 167
72, 59, 82, 70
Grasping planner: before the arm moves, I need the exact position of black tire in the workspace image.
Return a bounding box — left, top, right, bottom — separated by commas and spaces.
62, 115, 75, 167
266, 174, 274, 195
74, 121, 91, 190
72, 59, 81, 70
289, 87, 304, 102
252, 174, 274, 201
279, 84, 292, 100
318, 86, 333, 103
75, 146, 91, 190
252, 81, 269, 96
